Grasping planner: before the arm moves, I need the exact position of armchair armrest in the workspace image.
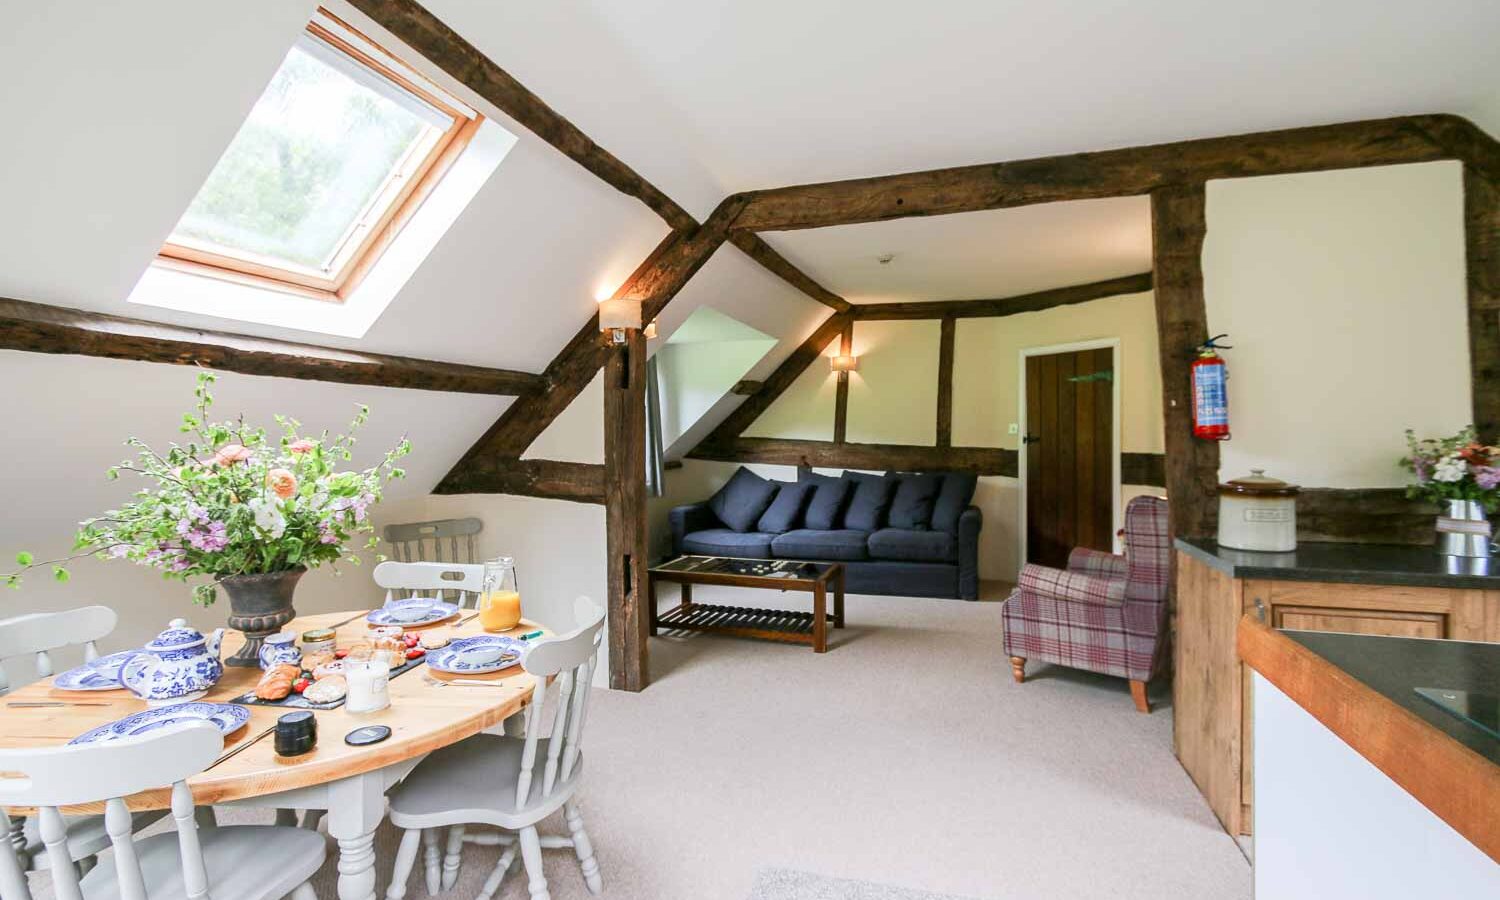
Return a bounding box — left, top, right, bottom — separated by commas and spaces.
668, 502, 720, 556
1067, 547, 1128, 579
1017, 563, 1126, 606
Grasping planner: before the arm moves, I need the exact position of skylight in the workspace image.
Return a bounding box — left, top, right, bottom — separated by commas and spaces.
158, 10, 479, 301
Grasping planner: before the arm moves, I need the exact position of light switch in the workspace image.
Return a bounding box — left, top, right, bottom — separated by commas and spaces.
1008, 423, 1019, 435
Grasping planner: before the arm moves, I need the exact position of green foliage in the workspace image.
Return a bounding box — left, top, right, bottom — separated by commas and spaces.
3, 371, 411, 604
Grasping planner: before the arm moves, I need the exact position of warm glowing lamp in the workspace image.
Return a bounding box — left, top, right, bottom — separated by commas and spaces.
598, 296, 642, 343
643, 320, 659, 339
830, 355, 859, 373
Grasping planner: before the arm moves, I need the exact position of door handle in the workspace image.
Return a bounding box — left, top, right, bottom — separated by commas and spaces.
1022, 435, 1040, 445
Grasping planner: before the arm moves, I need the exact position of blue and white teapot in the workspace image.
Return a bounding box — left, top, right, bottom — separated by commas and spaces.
118, 618, 225, 706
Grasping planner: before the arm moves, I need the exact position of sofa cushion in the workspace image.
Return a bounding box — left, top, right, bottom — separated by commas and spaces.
841, 471, 896, 532
771, 529, 870, 562
681, 529, 775, 558
888, 473, 942, 530
868, 527, 957, 563
709, 466, 779, 533
757, 482, 813, 533
798, 471, 852, 530
931, 472, 979, 533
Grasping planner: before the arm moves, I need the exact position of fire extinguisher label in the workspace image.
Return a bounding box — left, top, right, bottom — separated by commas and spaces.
1194, 364, 1229, 427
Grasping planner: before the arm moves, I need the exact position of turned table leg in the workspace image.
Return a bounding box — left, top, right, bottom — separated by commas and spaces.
326, 770, 388, 900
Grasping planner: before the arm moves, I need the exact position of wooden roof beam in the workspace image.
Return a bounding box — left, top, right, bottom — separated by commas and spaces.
852, 272, 1153, 320
0, 296, 543, 396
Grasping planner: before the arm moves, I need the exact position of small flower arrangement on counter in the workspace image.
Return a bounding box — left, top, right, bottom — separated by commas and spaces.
1399, 426, 1500, 511
4, 371, 411, 607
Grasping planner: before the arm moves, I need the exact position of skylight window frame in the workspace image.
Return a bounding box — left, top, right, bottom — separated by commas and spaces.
156, 10, 482, 303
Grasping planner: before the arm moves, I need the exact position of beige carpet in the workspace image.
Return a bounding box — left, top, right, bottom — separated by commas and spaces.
25, 588, 1248, 899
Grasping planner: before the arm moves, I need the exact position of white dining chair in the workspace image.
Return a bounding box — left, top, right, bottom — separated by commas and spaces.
384, 598, 606, 900
0, 607, 172, 883
0, 721, 328, 900
372, 561, 486, 610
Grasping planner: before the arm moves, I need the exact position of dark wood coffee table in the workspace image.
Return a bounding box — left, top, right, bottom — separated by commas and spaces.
647, 556, 845, 652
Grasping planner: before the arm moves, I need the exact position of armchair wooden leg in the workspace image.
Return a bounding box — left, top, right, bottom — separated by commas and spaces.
1009, 656, 1026, 684
1130, 679, 1150, 713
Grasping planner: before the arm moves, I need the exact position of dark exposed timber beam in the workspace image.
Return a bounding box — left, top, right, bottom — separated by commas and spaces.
732, 115, 1500, 232
730, 380, 763, 396
349, 0, 697, 231
853, 272, 1154, 321
1466, 165, 1500, 444
437, 197, 747, 489
433, 458, 604, 503
692, 437, 1014, 475
0, 296, 542, 396
727, 231, 851, 312
603, 331, 649, 690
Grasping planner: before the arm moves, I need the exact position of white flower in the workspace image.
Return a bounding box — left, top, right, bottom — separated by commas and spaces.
248, 498, 287, 539
1433, 454, 1467, 483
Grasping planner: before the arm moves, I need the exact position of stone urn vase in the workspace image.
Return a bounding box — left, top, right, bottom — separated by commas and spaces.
219, 567, 306, 667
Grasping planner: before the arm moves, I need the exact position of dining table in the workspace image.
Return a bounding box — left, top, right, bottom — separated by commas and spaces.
0, 608, 549, 900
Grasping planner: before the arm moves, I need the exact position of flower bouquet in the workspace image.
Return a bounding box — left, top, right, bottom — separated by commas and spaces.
1399, 427, 1500, 511
6, 371, 411, 663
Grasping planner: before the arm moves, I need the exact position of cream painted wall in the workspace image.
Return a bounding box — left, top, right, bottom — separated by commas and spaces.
744, 335, 839, 440
1203, 161, 1469, 487
657, 338, 776, 448
952, 291, 1164, 453
845, 319, 940, 445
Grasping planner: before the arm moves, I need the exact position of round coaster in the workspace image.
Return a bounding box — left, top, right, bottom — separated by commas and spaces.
344, 724, 392, 746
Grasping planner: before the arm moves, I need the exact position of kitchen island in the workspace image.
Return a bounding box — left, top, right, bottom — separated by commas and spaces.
1173, 538, 1500, 834
1238, 619, 1498, 895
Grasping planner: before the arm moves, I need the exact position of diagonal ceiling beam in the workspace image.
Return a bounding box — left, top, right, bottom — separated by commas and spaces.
349, 0, 698, 231
0, 296, 543, 396
852, 272, 1153, 320
436, 196, 748, 489
731, 115, 1500, 232
727, 232, 851, 312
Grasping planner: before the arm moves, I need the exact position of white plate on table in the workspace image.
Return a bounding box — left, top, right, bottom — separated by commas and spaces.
52, 651, 136, 691
68, 702, 250, 745
367, 598, 458, 627
427, 635, 524, 674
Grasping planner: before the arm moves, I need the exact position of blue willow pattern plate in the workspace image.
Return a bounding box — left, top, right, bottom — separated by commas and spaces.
68, 702, 251, 745
52, 651, 137, 691
427, 635, 525, 674
367, 599, 459, 627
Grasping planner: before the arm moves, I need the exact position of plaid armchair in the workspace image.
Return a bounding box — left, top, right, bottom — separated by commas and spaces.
1000, 495, 1170, 712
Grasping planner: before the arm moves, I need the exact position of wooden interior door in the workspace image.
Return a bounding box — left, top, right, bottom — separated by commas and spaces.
1024, 346, 1114, 567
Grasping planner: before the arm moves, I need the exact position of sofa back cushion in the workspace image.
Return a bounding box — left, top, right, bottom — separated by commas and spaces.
757, 481, 813, 533
709, 467, 779, 532
888, 473, 943, 530
841, 471, 896, 532
931, 472, 979, 533
798, 471, 852, 530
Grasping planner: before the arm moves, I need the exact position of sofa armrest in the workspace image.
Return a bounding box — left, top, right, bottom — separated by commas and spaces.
1017, 563, 1126, 606
957, 505, 982, 600
1067, 547, 1128, 579
669, 502, 720, 555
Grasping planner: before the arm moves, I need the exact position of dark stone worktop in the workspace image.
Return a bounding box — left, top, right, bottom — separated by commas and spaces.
1285, 630, 1500, 765
1176, 537, 1500, 590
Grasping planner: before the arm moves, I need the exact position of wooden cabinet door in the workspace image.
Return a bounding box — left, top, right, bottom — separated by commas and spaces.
1274, 605, 1446, 639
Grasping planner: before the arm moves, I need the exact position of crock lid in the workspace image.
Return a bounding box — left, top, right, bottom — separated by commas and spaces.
144, 617, 206, 650
1219, 469, 1300, 497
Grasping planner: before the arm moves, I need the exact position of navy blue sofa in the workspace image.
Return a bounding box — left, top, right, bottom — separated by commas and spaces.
668, 468, 981, 600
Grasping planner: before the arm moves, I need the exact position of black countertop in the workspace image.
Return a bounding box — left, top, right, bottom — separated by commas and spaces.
1285, 630, 1500, 765
1176, 537, 1500, 590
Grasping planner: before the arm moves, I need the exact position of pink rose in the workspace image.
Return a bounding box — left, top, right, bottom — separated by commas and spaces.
288, 439, 317, 454
212, 444, 252, 466
266, 468, 298, 499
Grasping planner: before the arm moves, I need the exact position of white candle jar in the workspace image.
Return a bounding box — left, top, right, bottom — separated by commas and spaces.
344, 659, 391, 714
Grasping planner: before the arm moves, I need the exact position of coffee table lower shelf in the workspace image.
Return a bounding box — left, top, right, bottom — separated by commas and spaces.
654, 603, 824, 647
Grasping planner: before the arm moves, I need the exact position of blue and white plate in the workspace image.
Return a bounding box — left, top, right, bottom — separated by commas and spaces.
427, 635, 524, 674
368, 598, 458, 628
52, 651, 137, 692
68, 702, 250, 746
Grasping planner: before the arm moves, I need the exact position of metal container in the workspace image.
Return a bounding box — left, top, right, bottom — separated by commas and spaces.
1217, 469, 1299, 552
1435, 499, 1496, 558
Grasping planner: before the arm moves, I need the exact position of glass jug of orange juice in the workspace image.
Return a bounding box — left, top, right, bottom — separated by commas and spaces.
478, 557, 522, 632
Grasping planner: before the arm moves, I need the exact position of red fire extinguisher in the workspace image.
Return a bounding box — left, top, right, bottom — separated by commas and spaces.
1191, 335, 1231, 441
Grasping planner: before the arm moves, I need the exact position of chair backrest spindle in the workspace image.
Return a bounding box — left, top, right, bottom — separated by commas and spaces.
382, 519, 483, 601
514, 598, 605, 811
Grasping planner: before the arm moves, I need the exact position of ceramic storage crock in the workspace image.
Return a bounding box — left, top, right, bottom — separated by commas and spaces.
1217, 469, 1299, 552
